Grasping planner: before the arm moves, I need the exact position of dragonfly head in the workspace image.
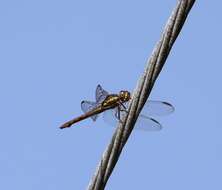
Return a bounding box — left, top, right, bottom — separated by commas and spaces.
119, 90, 131, 102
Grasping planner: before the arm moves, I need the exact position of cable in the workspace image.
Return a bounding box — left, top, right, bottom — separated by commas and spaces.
87, 1, 196, 189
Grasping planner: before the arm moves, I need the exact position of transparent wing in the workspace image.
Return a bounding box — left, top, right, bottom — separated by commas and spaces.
81, 100, 99, 121
141, 100, 174, 117
103, 108, 162, 131
95, 84, 109, 103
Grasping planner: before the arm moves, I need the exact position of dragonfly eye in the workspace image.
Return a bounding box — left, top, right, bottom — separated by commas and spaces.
119, 91, 131, 102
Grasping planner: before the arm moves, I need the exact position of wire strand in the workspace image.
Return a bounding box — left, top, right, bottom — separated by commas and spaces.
87, 1, 196, 189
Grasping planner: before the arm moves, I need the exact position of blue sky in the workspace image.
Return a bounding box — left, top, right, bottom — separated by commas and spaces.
0, 0, 221, 189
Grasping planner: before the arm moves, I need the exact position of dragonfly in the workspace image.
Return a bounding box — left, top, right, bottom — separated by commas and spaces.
60, 85, 174, 131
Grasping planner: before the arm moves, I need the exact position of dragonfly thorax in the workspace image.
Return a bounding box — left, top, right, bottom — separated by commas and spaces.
119, 90, 131, 102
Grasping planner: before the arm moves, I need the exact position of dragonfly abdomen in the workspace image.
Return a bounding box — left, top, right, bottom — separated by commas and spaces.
60, 106, 105, 129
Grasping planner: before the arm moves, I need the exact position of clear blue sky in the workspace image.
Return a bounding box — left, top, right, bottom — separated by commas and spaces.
0, 1, 221, 189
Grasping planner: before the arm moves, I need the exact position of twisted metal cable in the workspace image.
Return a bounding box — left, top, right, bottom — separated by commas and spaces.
87, 0, 195, 189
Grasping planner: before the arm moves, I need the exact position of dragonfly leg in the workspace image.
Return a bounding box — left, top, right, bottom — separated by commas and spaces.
119, 102, 128, 113
120, 108, 128, 113
114, 105, 124, 124
118, 105, 127, 124
119, 102, 127, 109
117, 106, 121, 120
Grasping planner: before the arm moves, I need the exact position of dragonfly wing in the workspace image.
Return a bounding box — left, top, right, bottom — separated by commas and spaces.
141, 100, 174, 117
103, 109, 162, 131
103, 108, 119, 126
81, 100, 99, 121
95, 84, 109, 103
136, 115, 162, 131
